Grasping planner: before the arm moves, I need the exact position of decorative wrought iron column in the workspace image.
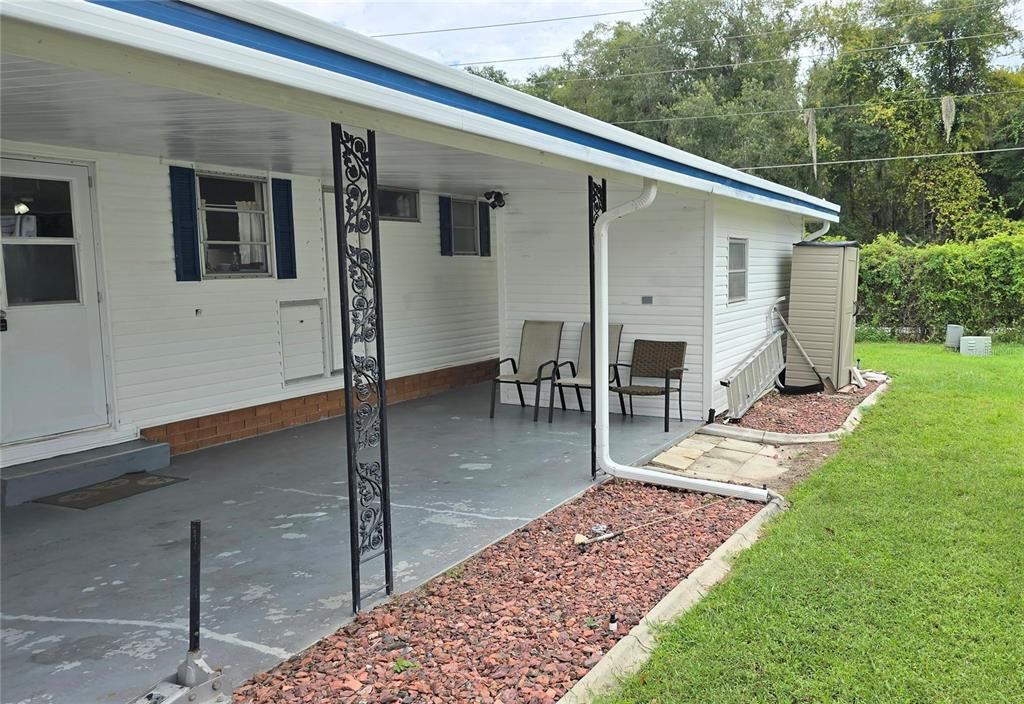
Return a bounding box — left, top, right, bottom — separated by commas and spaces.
588, 176, 607, 480
330, 123, 393, 612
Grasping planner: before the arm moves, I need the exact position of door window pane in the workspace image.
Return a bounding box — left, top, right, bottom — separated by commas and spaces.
1, 176, 74, 238
3, 244, 78, 304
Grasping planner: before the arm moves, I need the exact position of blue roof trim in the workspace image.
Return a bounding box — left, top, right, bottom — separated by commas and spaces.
89, 0, 839, 218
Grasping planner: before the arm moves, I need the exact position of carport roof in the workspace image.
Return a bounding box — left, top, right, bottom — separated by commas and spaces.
1, 0, 840, 221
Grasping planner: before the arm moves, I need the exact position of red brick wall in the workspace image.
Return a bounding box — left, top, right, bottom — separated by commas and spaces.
142, 358, 496, 455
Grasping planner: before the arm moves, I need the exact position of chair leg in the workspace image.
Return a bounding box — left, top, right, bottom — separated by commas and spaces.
574, 385, 585, 412
664, 393, 670, 432
678, 391, 683, 422
515, 381, 526, 407
548, 381, 557, 423
558, 384, 567, 411
629, 396, 634, 417
489, 380, 498, 419
617, 391, 626, 416
533, 381, 543, 422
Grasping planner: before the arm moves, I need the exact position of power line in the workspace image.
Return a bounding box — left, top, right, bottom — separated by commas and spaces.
611, 87, 1024, 126
452, 0, 1009, 66
738, 146, 1024, 171
371, 8, 648, 38
524, 30, 1019, 85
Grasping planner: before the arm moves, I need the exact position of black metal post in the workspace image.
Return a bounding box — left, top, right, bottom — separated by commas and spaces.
188, 520, 201, 653
331, 123, 393, 613
588, 177, 607, 480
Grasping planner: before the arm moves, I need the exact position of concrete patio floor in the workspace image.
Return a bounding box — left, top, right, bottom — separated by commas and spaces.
0, 382, 699, 704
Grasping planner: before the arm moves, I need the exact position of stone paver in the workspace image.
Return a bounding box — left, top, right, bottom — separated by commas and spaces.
650, 431, 789, 486
717, 438, 766, 454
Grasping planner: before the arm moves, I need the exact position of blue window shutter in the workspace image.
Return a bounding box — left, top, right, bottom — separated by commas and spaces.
168, 166, 201, 281
478, 201, 491, 257
439, 195, 453, 256
272, 178, 297, 279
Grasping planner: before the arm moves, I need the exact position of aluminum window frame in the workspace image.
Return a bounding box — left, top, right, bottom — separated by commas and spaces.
377, 186, 420, 223
727, 237, 748, 303
450, 197, 479, 256
196, 171, 274, 279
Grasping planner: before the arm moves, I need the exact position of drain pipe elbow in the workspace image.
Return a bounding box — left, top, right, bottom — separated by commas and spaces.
592, 179, 772, 504
804, 220, 830, 241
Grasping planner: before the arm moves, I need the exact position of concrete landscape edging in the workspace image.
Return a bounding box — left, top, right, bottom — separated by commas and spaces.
700, 379, 891, 445
557, 496, 787, 704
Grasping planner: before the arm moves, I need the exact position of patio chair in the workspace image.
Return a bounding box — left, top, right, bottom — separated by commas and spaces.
548, 322, 627, 422
489, 320, 564, 422
611, 339, 688, 432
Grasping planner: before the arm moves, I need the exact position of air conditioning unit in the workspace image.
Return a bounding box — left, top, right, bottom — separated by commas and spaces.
960, 336, 992, 356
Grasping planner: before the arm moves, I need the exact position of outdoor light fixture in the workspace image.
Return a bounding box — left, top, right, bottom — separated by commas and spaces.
13, 202, 30, 214
483, 190, 506, 209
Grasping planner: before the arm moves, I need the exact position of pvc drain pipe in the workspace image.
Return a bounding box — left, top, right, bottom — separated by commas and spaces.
593, 179, 775, 504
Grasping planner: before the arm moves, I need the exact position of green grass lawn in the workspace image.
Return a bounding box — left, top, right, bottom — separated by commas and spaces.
600, 343, 1024, 704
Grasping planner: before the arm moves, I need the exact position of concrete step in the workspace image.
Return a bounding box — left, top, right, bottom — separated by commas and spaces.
1, 440, 170, 507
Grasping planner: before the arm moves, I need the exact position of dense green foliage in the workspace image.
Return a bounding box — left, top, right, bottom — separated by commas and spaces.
859, 231, 1024, 339
470, 0, 1023, 245
598, 342, 1024, 703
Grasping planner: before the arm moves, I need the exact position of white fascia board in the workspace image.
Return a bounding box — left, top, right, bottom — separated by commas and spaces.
1, 0, 838, 221
188, 0, 838, 217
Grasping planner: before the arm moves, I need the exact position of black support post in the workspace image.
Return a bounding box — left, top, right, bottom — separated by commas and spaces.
188, 520, 201, 653
588, 177, 607, 480
331, 123, 393, 613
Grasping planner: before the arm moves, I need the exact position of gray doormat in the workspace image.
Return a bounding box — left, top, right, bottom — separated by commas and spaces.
34, 472, 187, 509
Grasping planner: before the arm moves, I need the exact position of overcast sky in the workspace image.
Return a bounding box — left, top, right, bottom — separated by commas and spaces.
273, 1, 649, 80
273, 1, 1021, 81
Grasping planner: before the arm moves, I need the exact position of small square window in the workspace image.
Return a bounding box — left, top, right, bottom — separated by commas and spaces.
198, 174, 271, 277
728, 238, 748, 302
451, 199, 479, 255
378, 187, 419, 221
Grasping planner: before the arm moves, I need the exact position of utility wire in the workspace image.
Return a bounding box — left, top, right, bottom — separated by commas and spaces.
525, 30, 1019, 85
452, 0, 1011, 66
611, 87, 1024, 125
738, 146, 1024, 171
371, 8, 648, 38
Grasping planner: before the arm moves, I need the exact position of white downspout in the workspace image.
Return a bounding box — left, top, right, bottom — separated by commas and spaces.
593, 179, 775, 503
804, 220, 831, 241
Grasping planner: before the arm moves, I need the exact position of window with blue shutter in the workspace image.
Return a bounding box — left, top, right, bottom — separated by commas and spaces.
438, 195, 453, 256
478, 201, 491, 257
272, 178, 297, 279
168, 166, 201, 281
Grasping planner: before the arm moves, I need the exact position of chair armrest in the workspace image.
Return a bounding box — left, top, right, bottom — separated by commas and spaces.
536, 359, 559, 380
497, 357, 518, 373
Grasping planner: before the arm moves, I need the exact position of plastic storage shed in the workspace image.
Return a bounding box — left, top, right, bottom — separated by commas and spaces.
784, 241, 860, 389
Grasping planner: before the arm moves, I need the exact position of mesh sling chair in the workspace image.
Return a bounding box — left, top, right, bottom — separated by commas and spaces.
548, 322, 627, 422
611, 339, 688, 432
489, 320, 564, 422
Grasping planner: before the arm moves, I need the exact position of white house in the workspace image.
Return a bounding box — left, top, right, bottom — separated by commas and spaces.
0, 0, 839, 521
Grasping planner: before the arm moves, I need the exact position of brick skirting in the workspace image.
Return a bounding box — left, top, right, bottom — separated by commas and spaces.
142, 358, 497, 455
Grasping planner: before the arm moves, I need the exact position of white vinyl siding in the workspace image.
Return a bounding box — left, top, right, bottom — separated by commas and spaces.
323, 191, 498, 379
500, 184, 706, 419
711, 198, 804, 413
3, 140, 499, 432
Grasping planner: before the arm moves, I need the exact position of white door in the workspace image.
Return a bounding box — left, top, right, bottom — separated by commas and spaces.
1, 158, 108, 443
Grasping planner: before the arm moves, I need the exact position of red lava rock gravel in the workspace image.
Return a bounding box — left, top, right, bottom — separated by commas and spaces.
735, 381, 881, 434
234, 481, 760, 704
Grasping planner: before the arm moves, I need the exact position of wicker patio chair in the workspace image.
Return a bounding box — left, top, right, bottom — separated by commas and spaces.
611, 339, 688, 432
489, 320, 564, 422
547, 322, 627, 422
